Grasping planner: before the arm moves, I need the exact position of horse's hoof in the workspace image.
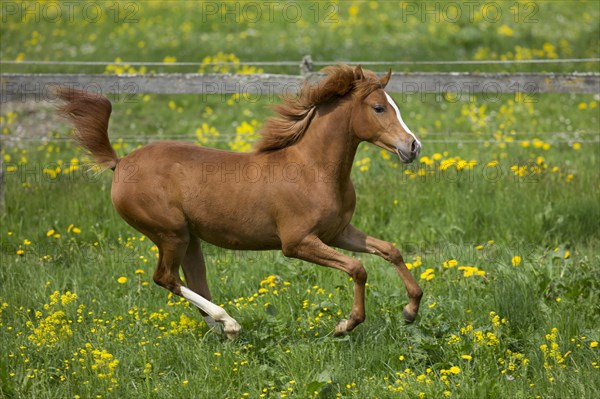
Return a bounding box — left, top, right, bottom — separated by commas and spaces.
224, 320, 241, 340
334, 319, 350, 336
403, 305, 418, 323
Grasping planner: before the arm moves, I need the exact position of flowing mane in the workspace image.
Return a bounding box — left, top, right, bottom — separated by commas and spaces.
255, 64, 384, 152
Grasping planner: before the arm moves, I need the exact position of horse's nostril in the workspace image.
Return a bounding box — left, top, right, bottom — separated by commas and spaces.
410, 140, 418, 154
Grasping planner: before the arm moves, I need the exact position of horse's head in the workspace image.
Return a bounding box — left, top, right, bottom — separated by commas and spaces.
350, 66, 421, 163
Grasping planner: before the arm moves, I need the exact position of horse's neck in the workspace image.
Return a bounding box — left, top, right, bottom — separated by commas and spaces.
294, 100, 359, 183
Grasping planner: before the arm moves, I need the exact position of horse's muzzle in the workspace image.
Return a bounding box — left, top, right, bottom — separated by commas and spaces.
397, 140, 421, 163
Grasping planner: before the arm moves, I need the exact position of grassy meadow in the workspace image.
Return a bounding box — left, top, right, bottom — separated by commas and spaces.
1, 1, 599, 398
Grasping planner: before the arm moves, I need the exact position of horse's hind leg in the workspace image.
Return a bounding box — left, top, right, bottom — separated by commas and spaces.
114, 191, 239, 338
177, 237, 240, 339
182, 237, 233, 334
152, 234, 188, 294
182, 237, 212, 311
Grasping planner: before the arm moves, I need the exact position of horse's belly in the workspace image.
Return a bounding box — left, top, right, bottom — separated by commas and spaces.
189, 218, 281, 250
184, 193, 281, 250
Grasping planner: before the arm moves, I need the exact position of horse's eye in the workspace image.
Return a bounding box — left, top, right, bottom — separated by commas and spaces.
373, 105, 385, 114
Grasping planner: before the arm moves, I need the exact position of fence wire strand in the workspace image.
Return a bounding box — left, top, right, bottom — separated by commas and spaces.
2, 58, 599, 67
2, 134, 598, 145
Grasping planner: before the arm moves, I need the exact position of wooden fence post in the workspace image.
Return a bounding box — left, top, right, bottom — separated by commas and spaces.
300, 55, 313, 76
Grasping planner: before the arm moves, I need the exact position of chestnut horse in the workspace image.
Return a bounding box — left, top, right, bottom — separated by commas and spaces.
56, 65, 422, 339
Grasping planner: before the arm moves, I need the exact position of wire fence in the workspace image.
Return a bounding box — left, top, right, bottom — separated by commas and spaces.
2, 133, 598, 145
2, 58, 599, 67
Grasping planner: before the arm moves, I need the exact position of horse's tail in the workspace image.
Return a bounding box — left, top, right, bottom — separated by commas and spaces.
55, 87, 119, 171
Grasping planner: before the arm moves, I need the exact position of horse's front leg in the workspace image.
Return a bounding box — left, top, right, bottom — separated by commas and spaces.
282, 235, 367, 336
332, 224, 422, 323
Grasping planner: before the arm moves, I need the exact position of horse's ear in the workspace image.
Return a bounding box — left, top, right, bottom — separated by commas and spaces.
380, 68, 392, 88
353, 65, 365, 80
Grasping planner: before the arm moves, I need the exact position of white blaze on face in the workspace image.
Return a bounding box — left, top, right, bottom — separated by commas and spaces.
384, 92, 421, 148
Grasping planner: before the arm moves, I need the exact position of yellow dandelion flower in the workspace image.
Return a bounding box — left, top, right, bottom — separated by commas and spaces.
443, 259, 458, 268
461, 355, 472, 361
420, 268, 435, 281
566, 174, 574, 182
590, 341, 598, 348
498, 25, 513, 36
447, 335, 461, 345
458, 266, 486, 277
68, 224, 82, 234
117, 277, 128, 284
511, 256, 522, 266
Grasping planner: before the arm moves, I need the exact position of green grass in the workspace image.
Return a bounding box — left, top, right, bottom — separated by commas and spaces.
2, 1, 600, 398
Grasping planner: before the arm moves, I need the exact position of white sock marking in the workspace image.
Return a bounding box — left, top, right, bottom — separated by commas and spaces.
384, 92, 421, 147
180, 286, 233, 324
181, 286, 241, 338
